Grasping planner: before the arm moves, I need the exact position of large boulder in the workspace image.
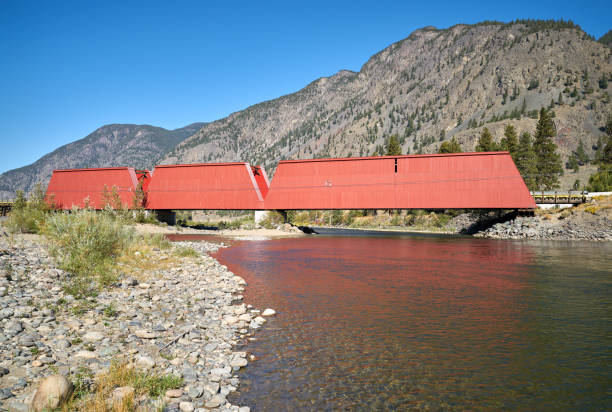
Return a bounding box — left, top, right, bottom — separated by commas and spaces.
31, 374, 74, 411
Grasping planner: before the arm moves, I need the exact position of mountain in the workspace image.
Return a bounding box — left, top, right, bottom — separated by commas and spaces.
599, 30, 612, 49
2, 19, 611, 197
162, 20, 611, 185
0, 123, 204, 198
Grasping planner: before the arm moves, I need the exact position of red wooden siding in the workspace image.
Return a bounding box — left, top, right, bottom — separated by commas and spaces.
263, 152, 536, 210
146, 162, 268, 210
46, 167, 139, 210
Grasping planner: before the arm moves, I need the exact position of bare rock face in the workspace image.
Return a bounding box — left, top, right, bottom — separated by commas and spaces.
31, 374, 74, 412
162, 22, 611, 189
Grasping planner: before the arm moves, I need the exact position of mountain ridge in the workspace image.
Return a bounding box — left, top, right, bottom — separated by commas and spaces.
1, 19, 611, 196
0, 122, 205, 198
162, 20, 611, 182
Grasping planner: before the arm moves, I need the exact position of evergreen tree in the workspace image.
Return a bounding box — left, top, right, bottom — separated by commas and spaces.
594, 136, 604, 162
438, 137, 462, 153
386, 135, 402, 156
586, 165, 612, 191
475, 127, 497, 152
575, 139, 589, 164
516, 132, 537, 189
520, 98, 527, 115
604, 113, 612, 164
558, 92, 563, 105
585, 115, 612, 191
567, 154, 579, 172
500, 124, 519, 160
533, 108, 564, 189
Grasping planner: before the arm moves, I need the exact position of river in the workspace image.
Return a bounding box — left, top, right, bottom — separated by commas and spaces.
206, 233, 611, 411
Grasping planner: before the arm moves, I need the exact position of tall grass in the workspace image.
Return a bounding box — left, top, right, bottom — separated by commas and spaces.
43, 210, 136, 296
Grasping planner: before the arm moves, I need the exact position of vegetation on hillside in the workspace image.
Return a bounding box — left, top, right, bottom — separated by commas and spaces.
161, 19, 611, 188
586, 113, 612, 191
599, 29, 612, 49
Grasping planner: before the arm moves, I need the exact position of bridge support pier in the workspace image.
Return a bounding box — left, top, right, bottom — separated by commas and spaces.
155, 210, 176, 226
254, 210, 268, 227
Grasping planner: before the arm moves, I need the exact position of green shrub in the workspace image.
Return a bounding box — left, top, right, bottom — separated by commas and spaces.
586, 165, 612, 191
43, 210, 135, 297
174, 246, 199, 258
6, 185, 51, 234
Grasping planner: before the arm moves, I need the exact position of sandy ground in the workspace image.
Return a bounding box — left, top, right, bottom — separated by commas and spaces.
132, 223, 305, 239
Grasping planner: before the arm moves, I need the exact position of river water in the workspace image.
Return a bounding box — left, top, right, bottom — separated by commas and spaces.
208, 233, 611, 411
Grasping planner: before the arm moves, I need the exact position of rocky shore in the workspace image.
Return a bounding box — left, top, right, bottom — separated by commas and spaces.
474, 209, 612, 241
0, 233, 270, 411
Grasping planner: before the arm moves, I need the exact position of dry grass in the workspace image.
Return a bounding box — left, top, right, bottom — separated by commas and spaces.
62, 362, 182, 411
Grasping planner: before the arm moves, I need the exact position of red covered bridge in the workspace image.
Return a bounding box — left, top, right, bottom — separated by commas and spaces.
44, 152, 536, 212
46, 167, 149, 210
147, 162, 269, 210
264, 152, 535, 210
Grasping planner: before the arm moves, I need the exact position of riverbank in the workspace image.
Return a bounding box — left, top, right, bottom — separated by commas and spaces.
133, 223, 304, 240
0, 232, 269, 411
475, 196, 612, 241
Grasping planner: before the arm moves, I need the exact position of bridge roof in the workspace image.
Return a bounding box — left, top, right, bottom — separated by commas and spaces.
147, 162, 269, 210
264, 152, 536, 210
46, 167, 139, 210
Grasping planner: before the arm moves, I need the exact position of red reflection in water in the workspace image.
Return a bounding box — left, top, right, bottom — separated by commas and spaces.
213, 236, 539, 410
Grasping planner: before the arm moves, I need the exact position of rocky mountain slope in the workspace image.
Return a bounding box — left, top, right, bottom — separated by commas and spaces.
2, 20, 611, 197
0, 123, 204, 198
163, 20, 612, 183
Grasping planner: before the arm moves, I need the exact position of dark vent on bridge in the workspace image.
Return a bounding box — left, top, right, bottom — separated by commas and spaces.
394, 158, 397, 173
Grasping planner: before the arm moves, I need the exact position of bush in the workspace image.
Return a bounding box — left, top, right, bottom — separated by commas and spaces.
43, 210, 135, 297
5, 185, 52, 234
585, 166, 612, 191
174, 246, 199, 258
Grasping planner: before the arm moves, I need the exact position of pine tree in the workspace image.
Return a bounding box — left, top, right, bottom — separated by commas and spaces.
558, 92, 563, 105
533, 108, 563, 190
604, 113, 612, 164
516, 132, 537, 189
500, 124, 519, 160
585, 114, 612, 191
575, 139, 589, 164
386, 135, 402, 156
475, 127, 497, 152
438, 137, 462, 153
567, 155, 579, 172
520, 98, 527, 115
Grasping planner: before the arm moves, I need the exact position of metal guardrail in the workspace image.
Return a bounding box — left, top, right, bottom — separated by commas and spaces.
530, 191, 587, 204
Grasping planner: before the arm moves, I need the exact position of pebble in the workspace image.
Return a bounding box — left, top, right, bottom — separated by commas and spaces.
82, 331, 105, 342
165, 389, 184, 398
204, 394, 225, 409
179, 401, 195, 412
261, 308, 276, 316
0, 237, 265, 412
134, 354, 156, 370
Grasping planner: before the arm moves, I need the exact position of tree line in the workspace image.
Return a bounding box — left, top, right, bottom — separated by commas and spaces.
383, 109, 612, 192
436, 108, 564, 190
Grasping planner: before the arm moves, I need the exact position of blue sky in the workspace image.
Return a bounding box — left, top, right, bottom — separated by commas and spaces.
0, 0, 609, 174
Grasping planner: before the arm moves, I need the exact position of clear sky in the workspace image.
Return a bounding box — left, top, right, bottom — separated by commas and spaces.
0, 0, 609, 174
